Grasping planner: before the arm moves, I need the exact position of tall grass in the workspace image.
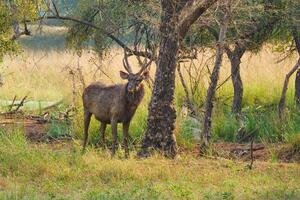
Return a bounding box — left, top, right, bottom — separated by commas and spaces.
0, 128, 300, 199
1, 47, 299, 146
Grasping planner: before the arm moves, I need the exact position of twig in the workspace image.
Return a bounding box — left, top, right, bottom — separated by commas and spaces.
9, 95, 17, 111
14, 96, 27, 112
216, 74, 232, 90
248, 138, 254, 170
51, 0, 60, 17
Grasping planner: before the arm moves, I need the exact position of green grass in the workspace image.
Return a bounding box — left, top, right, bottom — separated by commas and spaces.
1, 27, 300, 200
0, 129, 299, 199
174, 84, 300, 144
2, 50, 300, 146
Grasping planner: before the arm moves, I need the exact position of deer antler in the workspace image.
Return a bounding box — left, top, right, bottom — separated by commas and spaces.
122, 51, 133, 73
123, 49, 154, 75
137, 50, 153, 75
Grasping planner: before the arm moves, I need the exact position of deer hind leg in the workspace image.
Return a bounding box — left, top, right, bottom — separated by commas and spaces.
99, 122, 107, 148
122, 122, 130, 158
111, 119, 118, 156
83, 110, 92, 152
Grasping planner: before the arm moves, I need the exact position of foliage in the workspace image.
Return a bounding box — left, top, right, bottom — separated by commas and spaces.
47, 119, 72, 139
66, 0, 160, 56
0, 4, 17, 62
271, 0, 300, 54
188, 0, 285, 53
0, 0, 46, 62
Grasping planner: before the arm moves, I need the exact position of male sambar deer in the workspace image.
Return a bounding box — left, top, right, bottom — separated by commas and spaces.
82, 52, 151, 157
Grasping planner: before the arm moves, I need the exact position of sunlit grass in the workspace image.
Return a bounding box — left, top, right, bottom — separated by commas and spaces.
0, 130, 299, 199
1, 48, 299, 145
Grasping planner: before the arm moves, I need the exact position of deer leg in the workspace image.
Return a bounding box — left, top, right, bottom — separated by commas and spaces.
122, 122, 130, 158
83, 110, 92, 152
111, 119, 118, 156
99, 122, 107, 148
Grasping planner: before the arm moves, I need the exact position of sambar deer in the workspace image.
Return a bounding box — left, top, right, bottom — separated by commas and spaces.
82, 52, 151, 157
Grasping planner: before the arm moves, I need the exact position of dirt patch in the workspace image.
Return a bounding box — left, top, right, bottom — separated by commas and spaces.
0, 113, 73, 144
212, 143, 269, 161
180, 142, 300, 163
276, 145, 300, 163
0, 113, 49, 141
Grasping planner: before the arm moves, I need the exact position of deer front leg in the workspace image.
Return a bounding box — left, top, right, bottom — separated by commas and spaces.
98, 122, 107, 148
122, 122, 130, 158
111, 119, 118, 156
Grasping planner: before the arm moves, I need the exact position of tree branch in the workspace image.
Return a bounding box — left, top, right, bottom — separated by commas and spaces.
278, 57, 300, 118
11, 21, 31, 41
179, 0, 218, 40
29, 13, 152, 59
49, 16, 142, 53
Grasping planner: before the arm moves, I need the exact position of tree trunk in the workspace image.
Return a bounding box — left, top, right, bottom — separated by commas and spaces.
227, 47, 246, 115
295, 69, 300, 105
138, 1, 180, 158
202, 12, 229, 146
292, 26, 300, 106
278, 58, 300, 118
138, 0, 218, 157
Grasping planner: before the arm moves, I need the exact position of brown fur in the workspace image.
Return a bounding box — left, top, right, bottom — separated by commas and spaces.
82, 81, 145, 157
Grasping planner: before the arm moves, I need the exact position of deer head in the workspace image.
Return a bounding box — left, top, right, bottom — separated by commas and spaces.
120, 51, 151, 93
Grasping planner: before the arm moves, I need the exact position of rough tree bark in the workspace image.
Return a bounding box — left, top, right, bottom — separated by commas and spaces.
202, 11, 229, 146
278, 58, 300, 118
139, 0, 218, 157
226, 46, 246, 115
138, 1, 181, 158
295, 69, 300, 105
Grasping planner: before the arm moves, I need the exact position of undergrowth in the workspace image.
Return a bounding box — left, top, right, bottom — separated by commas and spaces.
1, 49, 300, 148
0, 129, 299, 199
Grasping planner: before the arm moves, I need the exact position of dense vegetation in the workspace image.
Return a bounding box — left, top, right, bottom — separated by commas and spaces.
0, 0, 300, 199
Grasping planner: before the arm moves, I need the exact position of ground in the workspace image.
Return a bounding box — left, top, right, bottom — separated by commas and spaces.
0, 138, 300, 200
0, 115, 299, 200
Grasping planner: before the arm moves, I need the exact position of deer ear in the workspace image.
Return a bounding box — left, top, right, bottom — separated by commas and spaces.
120, 71, 129, 79
142, 71, 150, 79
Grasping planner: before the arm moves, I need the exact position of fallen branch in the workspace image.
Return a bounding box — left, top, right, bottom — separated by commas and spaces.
42, 99, 65, 111
230, 144, 264, 152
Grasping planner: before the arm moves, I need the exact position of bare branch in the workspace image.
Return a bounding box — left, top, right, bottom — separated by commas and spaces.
26, 1, 153, 59
51, 0, 59, 17
278, 58, 300, 118
179, 0, 218, 40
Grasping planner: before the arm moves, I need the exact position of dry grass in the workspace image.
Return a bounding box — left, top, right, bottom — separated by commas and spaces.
0, 130, 299, 199
1, 47, 297, 102
0, 47, 300, 199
